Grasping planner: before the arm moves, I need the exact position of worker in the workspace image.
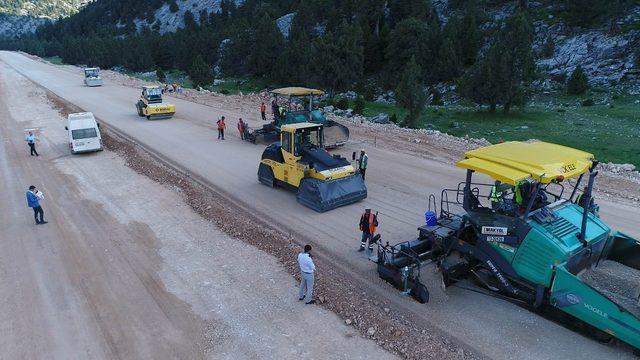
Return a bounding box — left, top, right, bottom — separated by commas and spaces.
271, 99, 278, 119
357, 149, 368, 181
489, 181, 502, 210
216, 116, 226, 140
260, 102, 267, 121
297, 244, 316, 304
25, 131, 39, 156
237, 118, 246, 140
26, 185, 47, 225
358, 208, 378, 252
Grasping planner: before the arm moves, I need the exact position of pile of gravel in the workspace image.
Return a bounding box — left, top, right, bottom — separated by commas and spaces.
580, 260, 640, 318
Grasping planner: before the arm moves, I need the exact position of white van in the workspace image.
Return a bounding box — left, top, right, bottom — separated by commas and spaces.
65, 112, 103, 154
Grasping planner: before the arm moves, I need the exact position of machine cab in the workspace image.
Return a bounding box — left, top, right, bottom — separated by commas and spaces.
142, 86, 163, 104
84, 68, 99, 78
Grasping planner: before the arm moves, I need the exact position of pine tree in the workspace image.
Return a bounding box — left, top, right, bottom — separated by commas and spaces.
396, 56, 426, 128
247, 13, 284, 77
311, 21, 364, 94
566, 65, 589, 95
156, 68, 166, 83
460, 12, 535, 112
188, 55, 213, 88
385, 18, 440, 85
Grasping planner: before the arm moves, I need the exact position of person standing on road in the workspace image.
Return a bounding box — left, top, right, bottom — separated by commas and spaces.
25, 131, 39, 156
260, 102, 267, 121
298, 244, 316, 304
237, 118, 246, 140
358, 208, 378, 252
26, 185, 47, 225
357, 149, 368, 181
216, 116, 226, 140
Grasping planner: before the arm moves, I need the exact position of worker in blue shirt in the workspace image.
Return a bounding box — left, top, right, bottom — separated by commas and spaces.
26, 185, 47, 225
25, 131, 39, 156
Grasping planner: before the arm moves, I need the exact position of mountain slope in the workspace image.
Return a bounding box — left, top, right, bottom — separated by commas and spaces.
0, 0, 90, 38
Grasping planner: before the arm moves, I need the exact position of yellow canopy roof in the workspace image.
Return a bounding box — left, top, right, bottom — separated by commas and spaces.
271, 87, 325, 96
456, 141, 593, 185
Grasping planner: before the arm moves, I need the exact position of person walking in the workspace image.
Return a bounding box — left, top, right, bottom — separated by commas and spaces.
298, 244, 315, 304
357, 149, 368, 181
25, 131, 39, 156
237, 118, 246, 140
260, 102, 267, 121
358, 208, 378, 252
26, 185, 47, 225
216, 116, 226, 140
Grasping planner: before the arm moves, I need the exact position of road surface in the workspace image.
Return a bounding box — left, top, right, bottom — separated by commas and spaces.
0, 55, 394, 359
2, 51, 638, 359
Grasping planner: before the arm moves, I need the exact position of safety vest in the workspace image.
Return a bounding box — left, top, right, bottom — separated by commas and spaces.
490, 186, 500, 203
217, 119, 226, 129
359, 153, 368, 170
360, 213, 377, 234
514, 184, 523, 206
260, 104, 266, 112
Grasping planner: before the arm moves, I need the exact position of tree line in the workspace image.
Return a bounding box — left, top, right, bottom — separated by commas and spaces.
0, 0, 629, 125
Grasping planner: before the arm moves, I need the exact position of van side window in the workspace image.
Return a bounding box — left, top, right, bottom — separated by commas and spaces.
282, 133, 291, 153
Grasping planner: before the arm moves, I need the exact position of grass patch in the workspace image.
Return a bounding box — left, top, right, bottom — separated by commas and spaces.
44, 56, 64, 65
126, 69, 193, 89
357, 93, 640, 167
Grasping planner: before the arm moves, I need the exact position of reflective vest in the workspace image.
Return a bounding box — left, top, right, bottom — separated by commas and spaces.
359, 212, 377, 234
217, 119, 226, 129
514, 184, 523, 205
490, 186, 500, 203
260, 104, 266, 112
359, 153, 368, 170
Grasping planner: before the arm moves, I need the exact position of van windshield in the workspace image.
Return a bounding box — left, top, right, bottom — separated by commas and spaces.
72, 128, 98, 140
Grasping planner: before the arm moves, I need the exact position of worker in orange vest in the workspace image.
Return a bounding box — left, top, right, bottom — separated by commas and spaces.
260, 102, 267, 121
358, 208, 378, 252
216, 116, 226, 140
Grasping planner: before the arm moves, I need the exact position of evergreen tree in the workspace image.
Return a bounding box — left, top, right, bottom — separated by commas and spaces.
566, 65, 589, 95
247, 13, 284, 77
460, 12, 535, 112
434, 38, 461, 82
169, 0, 179, 13
189, 55, 213, 88
396, 56, 426, 128
156, 68, 166, 83
385, 18, 440, 85
311, 21, 364, 94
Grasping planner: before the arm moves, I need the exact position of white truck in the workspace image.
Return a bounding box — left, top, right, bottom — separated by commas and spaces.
84, 67, 103, 87
65, 112, 103, 154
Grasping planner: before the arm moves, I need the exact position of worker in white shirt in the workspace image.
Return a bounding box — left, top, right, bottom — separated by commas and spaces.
297, 244, 316, 304
25, 131, 39, 156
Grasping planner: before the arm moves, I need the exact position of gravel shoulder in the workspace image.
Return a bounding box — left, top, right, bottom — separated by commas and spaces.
0, 57, 396, 360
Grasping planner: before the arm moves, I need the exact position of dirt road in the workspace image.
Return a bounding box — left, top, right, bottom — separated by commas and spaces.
0, 57, 394, 359
2, 51, 638, 359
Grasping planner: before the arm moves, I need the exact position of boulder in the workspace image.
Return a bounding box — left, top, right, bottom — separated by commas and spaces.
368, 113, 390, 124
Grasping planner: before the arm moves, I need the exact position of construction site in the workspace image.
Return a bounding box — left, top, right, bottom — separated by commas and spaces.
1, 50, 639, 360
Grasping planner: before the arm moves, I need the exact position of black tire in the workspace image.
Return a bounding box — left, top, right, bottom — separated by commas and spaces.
258, 163, 275, 187
146, 115, 151, 120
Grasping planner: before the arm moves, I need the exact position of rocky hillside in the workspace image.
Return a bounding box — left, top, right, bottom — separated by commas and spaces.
0, 0, 90, 38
